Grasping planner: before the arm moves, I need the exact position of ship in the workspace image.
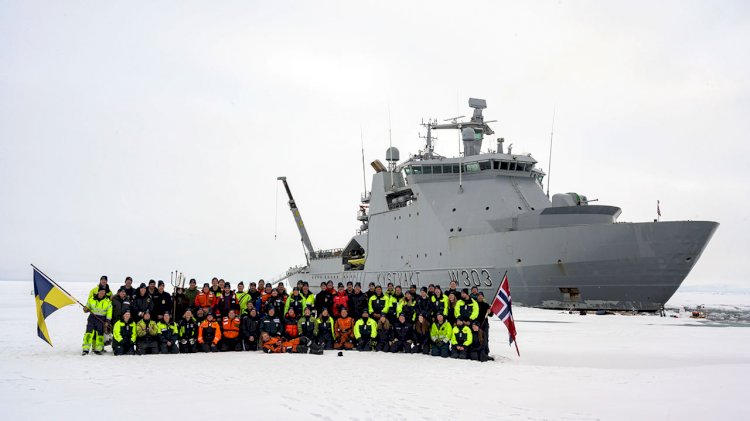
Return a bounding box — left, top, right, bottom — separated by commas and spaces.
275, 98, 718, 311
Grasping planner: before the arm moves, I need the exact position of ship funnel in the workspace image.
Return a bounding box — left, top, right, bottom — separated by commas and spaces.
497, 138, 504, 154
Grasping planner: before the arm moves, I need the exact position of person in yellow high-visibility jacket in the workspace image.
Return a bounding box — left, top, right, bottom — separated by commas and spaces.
353, 309, 378, 351
112, 309, 137, 355
82, 286, 113, 355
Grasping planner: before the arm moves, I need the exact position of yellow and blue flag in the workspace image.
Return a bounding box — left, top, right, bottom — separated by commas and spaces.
33, 266, 77, 346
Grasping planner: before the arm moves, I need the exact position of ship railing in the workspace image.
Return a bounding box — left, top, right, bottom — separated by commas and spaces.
270, 265, 308, 284
310, 248, 343, 260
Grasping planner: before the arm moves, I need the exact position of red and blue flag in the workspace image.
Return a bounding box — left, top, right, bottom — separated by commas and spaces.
490, 272, 520, 356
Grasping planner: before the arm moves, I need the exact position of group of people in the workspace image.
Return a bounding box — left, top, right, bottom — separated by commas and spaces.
81, 275, 494, 362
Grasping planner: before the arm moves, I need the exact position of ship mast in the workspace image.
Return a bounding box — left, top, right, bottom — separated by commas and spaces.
277, 176, 315, 260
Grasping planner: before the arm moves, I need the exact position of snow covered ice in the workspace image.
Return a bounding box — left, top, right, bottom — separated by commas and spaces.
1, 281, 749, 420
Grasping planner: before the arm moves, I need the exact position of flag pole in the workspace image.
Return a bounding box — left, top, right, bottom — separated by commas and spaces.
30, 264, 108, 323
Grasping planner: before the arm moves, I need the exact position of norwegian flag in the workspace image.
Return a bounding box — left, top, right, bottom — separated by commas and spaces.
490, 272, 520, 356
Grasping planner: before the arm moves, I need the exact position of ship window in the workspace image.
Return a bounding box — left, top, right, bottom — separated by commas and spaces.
508, 162, 517, 171
516, 163, 526, 172
492, 161, 500, 170
466, 163, 480, 172
432, 165, 442, 174
411, 166, 423, 175
452, 164, 460, 173
479, 161, 491, 171
500, 161, 509, 170
404, 166, 412, 175
422, 165, 432, 174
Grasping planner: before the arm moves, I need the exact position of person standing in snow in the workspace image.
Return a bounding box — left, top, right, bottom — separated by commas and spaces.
131, 283, 153, 322
82, 286, 112, 355
111, 286, 131, 323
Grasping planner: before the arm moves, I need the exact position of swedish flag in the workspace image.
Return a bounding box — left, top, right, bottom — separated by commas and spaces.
33, 266, 78, 346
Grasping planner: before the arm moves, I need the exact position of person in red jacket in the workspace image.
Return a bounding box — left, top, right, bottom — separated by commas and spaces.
198, 313, 221, 352
332, 283, 349, 318
194, 283, 215, 315
220, 309, 241, 351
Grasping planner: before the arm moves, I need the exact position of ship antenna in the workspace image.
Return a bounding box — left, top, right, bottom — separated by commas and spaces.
360, 125, 367, 195
388, 103, 394, 189
546, 105, 556, 199
274, 180, 279, 240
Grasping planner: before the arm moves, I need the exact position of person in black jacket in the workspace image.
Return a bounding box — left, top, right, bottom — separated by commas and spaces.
365, 282, 376, 299
172, 287, 190, 322
415, 287, 432, 318
152, 280, 173, 321
260, 306, 282, 337
348, 283, 368, 321
111, 287, 131, 323
241, 307, 260, 351
317, 308, 335, 350
468, 320, 489, 362
122, 276, 136, 300
158, 312, 180, 354
390, 313, 414, 353
131, 283, 153, 322
178, 309, 199, 353
314, 281, 333, 316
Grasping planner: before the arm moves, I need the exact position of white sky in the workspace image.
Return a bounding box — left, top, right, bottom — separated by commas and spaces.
1, 1, 748, 287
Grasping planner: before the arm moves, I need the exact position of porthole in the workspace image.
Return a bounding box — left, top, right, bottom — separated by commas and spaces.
517, 258, 522, 263
531, 207, 535, 210
458, 227, 462, 232
685, 257, 692, 262
452, 208, 456, 212
517, 206, 522, 210
485, 206, 490, 211
450, 228, 454, 232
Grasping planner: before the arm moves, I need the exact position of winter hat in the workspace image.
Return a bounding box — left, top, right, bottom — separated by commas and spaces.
461, 288, 469, 295
138, 283, 147, 289
98, 285, 107, 291
189, 278, 197, 284
158, 280, 165, 287
421, 287, 428, 292
117, 286, 126, 293
237, 281, 244, 286
354, 282, 361, 287
337, 283, 344, 288
148, 279, 156, 285
362, 309, 369, 315
100, 275, 108, 281
143, 309, 150, 315
123, 309, 131, 315
225, 282, 231, 288
203, 283, 210, 288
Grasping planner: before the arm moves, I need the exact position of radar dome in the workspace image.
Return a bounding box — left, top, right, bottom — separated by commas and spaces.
386, 147, 400, 162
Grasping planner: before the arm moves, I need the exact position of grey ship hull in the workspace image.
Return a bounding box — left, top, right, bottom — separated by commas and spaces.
284, 220, 717, 311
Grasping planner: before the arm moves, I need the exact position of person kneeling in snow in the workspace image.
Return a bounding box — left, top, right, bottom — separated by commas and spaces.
220, 309, 242, 351
450, 318, 472, 360
260, 332, 323, 354
113, 309, 136, 355
334, 307, 355, 350
430, 313, 452, 358
136, 310, 160, 355
178, 309, 199, 353
198, 313, 221, 352
354, 309, 377, 351
157, 312, 179, 354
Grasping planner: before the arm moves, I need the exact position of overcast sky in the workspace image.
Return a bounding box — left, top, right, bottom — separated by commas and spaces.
1, 1, 748, 289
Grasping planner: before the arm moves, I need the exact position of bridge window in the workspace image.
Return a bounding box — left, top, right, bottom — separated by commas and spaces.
508, 162, 517, 171
423, 165, 432, 174
466, 162, 480, 172
411, 166, 423, 175
404, 166, 412, 175
479, 161, 491, 170
500, 161, 509, 170
516, 163, 526, 172
432, 165, 442, 174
